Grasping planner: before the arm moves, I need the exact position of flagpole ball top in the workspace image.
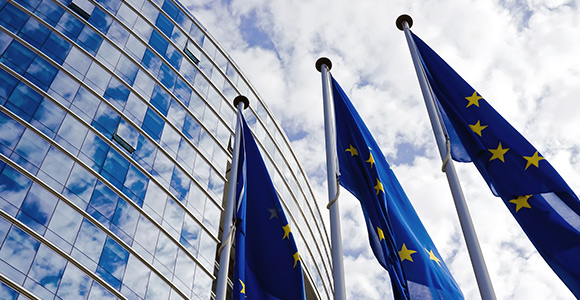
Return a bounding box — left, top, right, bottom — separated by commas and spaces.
315, 57, 332, 72
233, 95, 249, 110
396, 14, 413, 31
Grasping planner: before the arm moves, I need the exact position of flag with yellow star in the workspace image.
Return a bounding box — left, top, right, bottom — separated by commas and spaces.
411, 31, 580, 297
332, 78, 464, 299
232, 111, 306, 300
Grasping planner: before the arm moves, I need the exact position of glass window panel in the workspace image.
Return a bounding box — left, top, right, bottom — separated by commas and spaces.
192, 270, 212, 300
70, 0, 94, 18
0, 164, 32, 212
19, 183, 56, 228
163, 198, 184, 233
176, 138, 195, 173
35, 0, 64, 26
57, 12, 85, 40
115, 55, 138, 85
121, 255, 149, 298
123, 92, 147, 126
122, 164, 148, 206
172, 79, 191, 107
142, 108, 164, 141
185, 184, 205, 220
97, 0, 121, 14
116, 3, 137, 27
173, 249, 194, 290
158, 63, 176, 90
202, 198, 219, 233
80, 131, 110, 171
188, 23, 204, 46
107, 20, 129, 46
132, 134, 157, 172
101, 147, 129, 187
48, 200, 83, 244
87, 280, 116, 300
73, 218, 107, 266
77, 27, 103, 56
41, 31, 72, 65
1, 40, 35, 75
179, 57, 197, 85
134, 215, 159, 258
56, 263, 92, 300
182, 114, 200, 144
19, 17, 50, 49
104, 76, 130, 109
28, 244, 67, 292
154, 233, 177, 274
96, 40, 121, 70
150, 84, 170, 116
0, 3, 29, 33
171, 28, 186, 50
84, 62, 111, 95
0, 226, 40, 273
63, 46, 92, 79
63, 163, 97, 209
148, 30, 168, 55
167, 99, 186, 130
197, 230, 216, 271
0, 68, 18, 101
0, 110, 26, 155
155, 14, 173, 38
38, 145, 74, 186
124, 34, 146, 61
88, 7, 112, 33
113, 118, 138, 153
91, 102, 120, 137
31, 98, 65, 137
142, 179, 167, 216
161, 0, 179, 20
169, 166, 189, 202
164, 44, 181, 70
24, 56, 59, 91
14, 128, 50, 168
145, 272, 170, 300
132, 16, 153, 41
133, 68, 155, 99
111, 198, 139, 239
98, 236, 129, 280
141, 48, 162, 74
179, 214, 200, 255
89, 181, 119, 221
56, 114, 87, 154
152, 151, 173, 188
139, 0, 158, 21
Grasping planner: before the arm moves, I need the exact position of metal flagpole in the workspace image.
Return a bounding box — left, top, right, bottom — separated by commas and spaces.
396, 15, 497, 300
215, 95, 249, 300
316, 57, 347, 300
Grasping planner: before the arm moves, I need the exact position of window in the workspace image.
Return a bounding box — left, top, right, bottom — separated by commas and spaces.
68, 0, 93, 20
112, 119, 137, 154
184, 41, 199, 65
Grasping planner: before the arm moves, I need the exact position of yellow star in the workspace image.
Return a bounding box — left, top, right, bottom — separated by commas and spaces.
282, 224, 291, 240
488, 142, 510, 162
523, 151, 545, 170
509, 195, 532, 212
465, 91, 483, 108
426, 249, 441, 265
366, 153, 375, 168
398, 243, 417, 262
239, 279, 245, 294
374, 179, 384, 195
293, 252, 300, 268
469, 120, 488, 137
345, 145, 358, 156
377, 227, 385, 241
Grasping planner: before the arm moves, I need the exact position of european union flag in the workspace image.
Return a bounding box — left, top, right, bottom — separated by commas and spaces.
332, 78, 464, 299
232, 111, 306, 300
411, 31, 580, 297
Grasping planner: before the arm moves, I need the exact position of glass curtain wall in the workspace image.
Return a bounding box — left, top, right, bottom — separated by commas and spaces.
0, 0, 333, 298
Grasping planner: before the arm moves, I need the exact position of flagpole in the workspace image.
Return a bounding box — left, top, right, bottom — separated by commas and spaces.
215, 95, 249, 300
316, 57, 347, 300
396, 15, 497, 300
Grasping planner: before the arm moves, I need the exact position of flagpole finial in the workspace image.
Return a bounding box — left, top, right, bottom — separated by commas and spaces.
396, 14, 413, 31
316, 57, 332, 72
233, 95, 249, 110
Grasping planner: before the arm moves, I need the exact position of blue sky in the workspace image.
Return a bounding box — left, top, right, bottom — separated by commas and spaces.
184, 0, 580, 299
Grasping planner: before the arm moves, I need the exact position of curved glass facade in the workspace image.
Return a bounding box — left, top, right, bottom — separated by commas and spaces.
0, 0, 333, 298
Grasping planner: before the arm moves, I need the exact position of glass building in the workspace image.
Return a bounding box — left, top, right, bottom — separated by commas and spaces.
0, 0, 333, 298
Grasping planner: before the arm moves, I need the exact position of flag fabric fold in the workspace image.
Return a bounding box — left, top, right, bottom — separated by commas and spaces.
232, 112, 306, 300
332, 77, 464, 299
411, 31, 580, 297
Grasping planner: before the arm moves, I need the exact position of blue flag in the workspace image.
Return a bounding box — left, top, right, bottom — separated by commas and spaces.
411, 31, 580, 297
332, 78, 464, 299
232, 111, 306, 300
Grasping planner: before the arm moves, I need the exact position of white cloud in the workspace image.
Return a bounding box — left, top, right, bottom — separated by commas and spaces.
184, 0, 580, 299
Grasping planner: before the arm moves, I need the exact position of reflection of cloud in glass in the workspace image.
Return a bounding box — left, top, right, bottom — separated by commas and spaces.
121, 255, 150, 298
154, 233, 178, 273
28, 244, 67, 292
56, 263, 92, 300
0, 226, 40, 273
0, 165, 32, 210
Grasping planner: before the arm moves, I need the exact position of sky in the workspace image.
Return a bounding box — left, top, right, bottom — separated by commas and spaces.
182, 0, 580, 299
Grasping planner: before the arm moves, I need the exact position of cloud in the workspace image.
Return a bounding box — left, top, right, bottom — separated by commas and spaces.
185, 0, 580, 298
